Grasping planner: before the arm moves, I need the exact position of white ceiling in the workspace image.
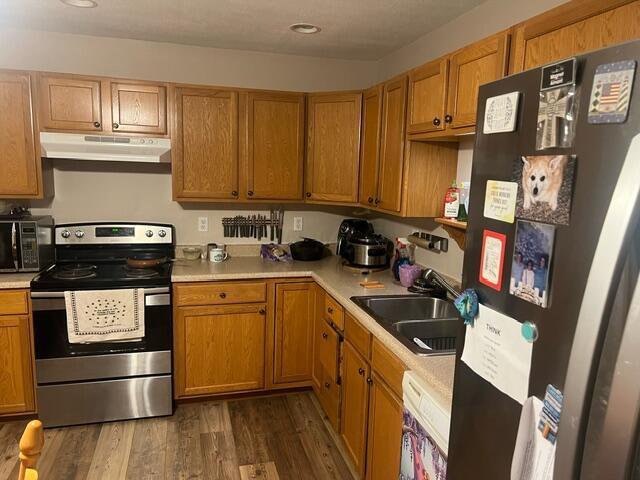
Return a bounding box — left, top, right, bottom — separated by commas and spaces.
0, 0, 485, 60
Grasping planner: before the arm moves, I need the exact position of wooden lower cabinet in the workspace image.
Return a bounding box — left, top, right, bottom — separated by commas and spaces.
273, 282, 314, 385
366, 373, 403, 480
174, 303, 267, 397
340, 340, 371, 477
0, 289, 35, 416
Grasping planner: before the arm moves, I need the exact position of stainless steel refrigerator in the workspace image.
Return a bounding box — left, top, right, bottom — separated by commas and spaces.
448, 40, 640, 479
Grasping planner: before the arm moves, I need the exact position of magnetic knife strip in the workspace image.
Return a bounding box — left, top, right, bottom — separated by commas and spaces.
222, 209, 284, 243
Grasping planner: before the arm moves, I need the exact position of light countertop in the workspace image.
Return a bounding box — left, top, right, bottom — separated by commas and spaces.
0, 273, 36, 289
172, 255, 456, 415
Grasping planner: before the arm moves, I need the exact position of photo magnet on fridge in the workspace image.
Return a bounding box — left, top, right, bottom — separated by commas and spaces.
588, 60, 636, 124
511, 155, 576, 225
509, 220, 555, 308
479, 229, 507, 291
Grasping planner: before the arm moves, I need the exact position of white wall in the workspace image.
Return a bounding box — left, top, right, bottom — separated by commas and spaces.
0, 28, 376, 91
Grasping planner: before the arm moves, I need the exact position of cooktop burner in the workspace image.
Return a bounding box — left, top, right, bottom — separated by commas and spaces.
123, 266, 161, 279
51, 263, 98, 280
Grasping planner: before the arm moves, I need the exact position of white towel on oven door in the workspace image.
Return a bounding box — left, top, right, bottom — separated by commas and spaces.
64, 289, 145, 344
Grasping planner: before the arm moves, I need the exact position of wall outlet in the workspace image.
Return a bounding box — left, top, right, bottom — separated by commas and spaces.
198, 216, 208, 232
293, 217, 303, 232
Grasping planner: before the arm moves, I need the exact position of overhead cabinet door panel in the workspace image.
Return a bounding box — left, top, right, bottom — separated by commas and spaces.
359, 85, 383, 207
39, 74, 103, 132
173, 88, 239, 200
246, 92, 304, 200
111, 82, 167, 135
407, 57, 448, 134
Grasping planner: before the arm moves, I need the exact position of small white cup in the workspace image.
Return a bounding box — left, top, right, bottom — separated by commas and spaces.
210, 247, 228, 263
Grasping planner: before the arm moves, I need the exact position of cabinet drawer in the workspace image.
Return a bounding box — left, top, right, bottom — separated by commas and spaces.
344, 312, 371, 359
324, 294, 344, 330
174, 281, 267, 306
0, 290, 29, 315
371, 338, 406, 398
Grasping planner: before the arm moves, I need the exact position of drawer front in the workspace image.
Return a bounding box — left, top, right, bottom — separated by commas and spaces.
344, 312, 371, 359
371, 338, 406, 398
324, 294, 345, 330
174, 281, 267, 306
0, 290, 29, 315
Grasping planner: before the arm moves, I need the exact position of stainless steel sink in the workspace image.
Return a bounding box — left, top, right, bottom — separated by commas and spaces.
351, 294, 460, 356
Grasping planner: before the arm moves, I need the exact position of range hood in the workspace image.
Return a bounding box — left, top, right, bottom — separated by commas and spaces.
40, 132, 171, 163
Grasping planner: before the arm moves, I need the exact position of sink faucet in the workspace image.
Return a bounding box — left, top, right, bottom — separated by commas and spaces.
422, 268, 461, 299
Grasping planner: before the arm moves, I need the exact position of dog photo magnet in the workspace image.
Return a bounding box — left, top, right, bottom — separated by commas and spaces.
511, 155, 576, 226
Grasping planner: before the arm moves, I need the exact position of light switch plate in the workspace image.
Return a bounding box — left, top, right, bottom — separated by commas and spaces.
293, 217, 303, 231
198, 217, 208, 232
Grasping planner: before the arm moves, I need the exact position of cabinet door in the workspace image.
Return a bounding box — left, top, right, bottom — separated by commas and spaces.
246, 92, 304, 200
174, 303, 266, 397
366, 374, 403, 480
340, 341, 370, 477
173, 88, 239, 200
511, 0, 640, 72
0, 315, 35, 415
446, 31, 509, 129
0, 72, 41, 198
359, 85, 383, 208
407, 57, 449, 134
38, 74, 103, 132
111, 82, 167, 135
274, 282, 314, 384
377, 76, 408, 213
306, 93, 362, 203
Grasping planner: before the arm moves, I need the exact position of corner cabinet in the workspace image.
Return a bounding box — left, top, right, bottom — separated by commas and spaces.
0, 290, 35, 416
510, 0, 640, 73
305, 92, 362, 204
0, 71, 43, 199
172, 87, 239, 201
245, 91, 305, 200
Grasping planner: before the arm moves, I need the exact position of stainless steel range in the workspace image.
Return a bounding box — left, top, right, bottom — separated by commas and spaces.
30, 222, 174, 427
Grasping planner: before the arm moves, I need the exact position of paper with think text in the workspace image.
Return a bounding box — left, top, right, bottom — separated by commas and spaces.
461, 304, 533, 404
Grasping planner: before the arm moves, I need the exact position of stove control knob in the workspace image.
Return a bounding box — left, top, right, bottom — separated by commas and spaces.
158, 229, 166, 238
145, 230, 154, 238
74, 230, 85, 238
61, 230, 71, 239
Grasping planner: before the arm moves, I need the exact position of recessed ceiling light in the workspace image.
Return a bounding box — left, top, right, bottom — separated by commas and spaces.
60, 0, 98, 8
289, 23, 321, 34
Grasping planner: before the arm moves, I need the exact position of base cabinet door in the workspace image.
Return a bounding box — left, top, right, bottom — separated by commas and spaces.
0, 315, 35, 415
0, 71, 41, 198
174, 303, 266, 397
340, 340, 370, 477
273, 282, 314, 385
366, 373, 403, 480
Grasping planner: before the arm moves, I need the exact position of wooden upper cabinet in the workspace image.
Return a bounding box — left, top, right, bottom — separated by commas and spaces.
306, 92, 362, 203
246, 92, 304, 200
111, 82, 167, 135
0, 71, 41, 198
511, 0, 640, 73
446, 31, 510, 129
273, 282, 314, 385
359, 85, 383, 208
172, 87, 239, 200
407, 57, 449, 134
377, 76, 408, 213
38, 74, 103, 132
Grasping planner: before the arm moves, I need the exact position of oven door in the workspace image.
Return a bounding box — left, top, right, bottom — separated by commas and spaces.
0, 222, 18, 272
31, 287, 172, 384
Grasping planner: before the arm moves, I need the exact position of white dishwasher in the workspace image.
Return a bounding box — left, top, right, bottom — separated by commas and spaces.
400, 371, 450, 480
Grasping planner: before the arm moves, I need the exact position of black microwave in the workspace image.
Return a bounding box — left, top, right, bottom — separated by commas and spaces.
0, 216, 54, 272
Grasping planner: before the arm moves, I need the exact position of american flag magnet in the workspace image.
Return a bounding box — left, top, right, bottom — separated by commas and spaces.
588, 60, 636, 124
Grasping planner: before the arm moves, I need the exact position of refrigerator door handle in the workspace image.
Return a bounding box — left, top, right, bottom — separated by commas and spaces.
555, 133, 640, 479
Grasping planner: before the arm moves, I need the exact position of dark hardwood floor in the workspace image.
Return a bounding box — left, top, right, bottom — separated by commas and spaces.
0, 392, 355, 480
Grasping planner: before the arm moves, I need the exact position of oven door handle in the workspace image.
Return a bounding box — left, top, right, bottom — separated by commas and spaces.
31, 287, 171, 310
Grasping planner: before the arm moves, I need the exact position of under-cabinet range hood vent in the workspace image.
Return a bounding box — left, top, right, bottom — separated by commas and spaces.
40, 132, 171, 163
